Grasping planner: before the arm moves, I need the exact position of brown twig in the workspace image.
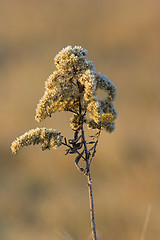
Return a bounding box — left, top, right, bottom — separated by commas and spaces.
61, 84, 99, 240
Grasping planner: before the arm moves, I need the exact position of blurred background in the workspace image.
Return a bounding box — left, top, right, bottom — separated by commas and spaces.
0, 0, 159, 239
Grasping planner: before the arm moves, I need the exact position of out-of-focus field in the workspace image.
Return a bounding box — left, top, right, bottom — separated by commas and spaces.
0, 0, 159, 239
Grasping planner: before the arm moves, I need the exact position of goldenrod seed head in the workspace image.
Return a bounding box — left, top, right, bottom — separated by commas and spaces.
11, 128, 62, 154
35, 46, 117, 131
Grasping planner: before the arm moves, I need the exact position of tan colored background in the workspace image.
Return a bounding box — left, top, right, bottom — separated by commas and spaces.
0, 0, 159, 239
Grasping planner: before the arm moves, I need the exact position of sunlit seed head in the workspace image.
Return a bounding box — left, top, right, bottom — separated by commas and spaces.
11, 46, 118, 156
35, 46, 117, 131
11, 128, 62, 154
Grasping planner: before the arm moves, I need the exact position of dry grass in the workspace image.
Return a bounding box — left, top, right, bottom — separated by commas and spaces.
0, 0, 159, 239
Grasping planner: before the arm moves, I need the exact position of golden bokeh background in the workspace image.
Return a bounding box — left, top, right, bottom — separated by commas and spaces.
0, 0, 159, 239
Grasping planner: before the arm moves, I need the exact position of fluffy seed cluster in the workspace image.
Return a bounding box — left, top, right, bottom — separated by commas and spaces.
11, 128, 62, 154
35, 46, 117, 132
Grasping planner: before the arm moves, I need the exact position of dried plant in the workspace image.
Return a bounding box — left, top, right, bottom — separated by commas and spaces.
11, 46, 117, 240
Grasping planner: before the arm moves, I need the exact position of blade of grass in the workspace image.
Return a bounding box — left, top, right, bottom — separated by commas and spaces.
140, 204, 152, 240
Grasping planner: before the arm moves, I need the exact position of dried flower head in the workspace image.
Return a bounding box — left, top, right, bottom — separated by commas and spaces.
11, 128, 62, 154
11, 46, 118, 240
35, 46, 117, 132
11, 45, 117, 154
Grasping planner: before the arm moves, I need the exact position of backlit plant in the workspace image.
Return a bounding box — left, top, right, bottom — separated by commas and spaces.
11, 46, 117, 240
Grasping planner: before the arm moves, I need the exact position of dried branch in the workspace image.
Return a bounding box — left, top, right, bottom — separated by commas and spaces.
11, 46, 117, 240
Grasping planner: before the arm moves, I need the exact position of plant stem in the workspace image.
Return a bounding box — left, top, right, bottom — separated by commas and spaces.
80, 123, 97, 240
87, 167, 97, 240
77, 94, 98, 240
